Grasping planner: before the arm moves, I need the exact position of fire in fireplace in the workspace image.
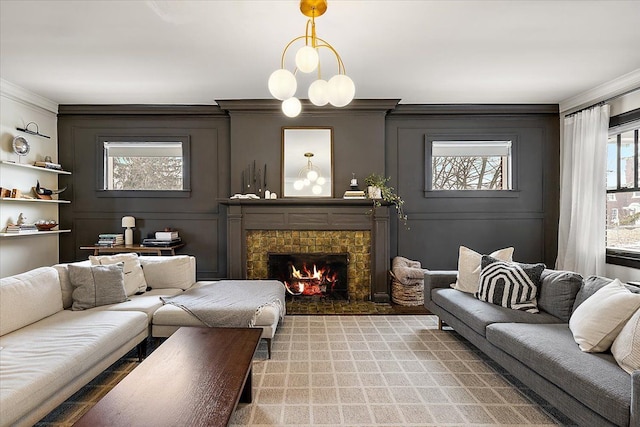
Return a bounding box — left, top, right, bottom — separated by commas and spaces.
268, 252, 349, 300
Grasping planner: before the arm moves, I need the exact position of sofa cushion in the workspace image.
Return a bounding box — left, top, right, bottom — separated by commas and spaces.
90, 253, 147, 296
569, 279, 640, 352
572, 275, 640, 312
451, 246, 514, 293
486, 323, 630, 427
432, 288, 562, 337
612, 307, 640, 374
139, 255, 195, 290
537, 269, 583, 322
96, 288, 183, 321
0, 310, 147, 427
53, 261, 92, 309
477, 256, 545, 313
0, 267, 63, 336
68, 263, 128, 310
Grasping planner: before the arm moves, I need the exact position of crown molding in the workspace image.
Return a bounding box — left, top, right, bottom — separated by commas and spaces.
559, 69, 640, 114
0, 79, 58, 114
216, 99, 400, 115
57, 104, 225, 116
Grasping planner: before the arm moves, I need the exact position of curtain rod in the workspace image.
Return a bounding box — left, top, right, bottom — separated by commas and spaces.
563, 87, 640, 118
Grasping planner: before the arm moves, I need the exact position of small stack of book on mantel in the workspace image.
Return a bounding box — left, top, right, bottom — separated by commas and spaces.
5, 224, 38, 233
142, 230, 181, 247
343, 190, 366, 199
96, 233, 124, 247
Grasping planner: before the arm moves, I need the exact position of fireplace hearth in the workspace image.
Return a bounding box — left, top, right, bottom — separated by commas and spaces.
268, 253, 349, 300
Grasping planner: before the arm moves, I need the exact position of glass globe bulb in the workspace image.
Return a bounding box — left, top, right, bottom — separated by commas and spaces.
303, 178, 310, 186
306, 170, 319, 182
327, 74, 356, 107
295, 46, 319, 73
293, 180, 304, 190
312, 184, 322, 195
282, 97, 302, 117
316, 176, 326, 185
268, 69, 297, 100
308, 79, 329, 106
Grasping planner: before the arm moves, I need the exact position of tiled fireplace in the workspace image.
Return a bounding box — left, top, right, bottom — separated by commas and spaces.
222, 199, 391, 302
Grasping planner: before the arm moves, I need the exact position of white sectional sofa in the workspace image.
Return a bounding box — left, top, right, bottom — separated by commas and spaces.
0, 267, 148, 427
0, 255, 285, 427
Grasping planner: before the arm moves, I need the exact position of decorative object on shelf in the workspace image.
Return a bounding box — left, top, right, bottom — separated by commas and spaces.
16, 122, 50, 139
33, 180, 67, 200
241, 160, 265, 196
10, 188, 22, 199
33, 160, 62, 170
17, 213, 26, 226
12, 136, 30, 164
344, 172, 365, 198
267, 0, 355, 117
35, 220, 58, 231
122, 216, 135, 245
364, 173, 408, 228
0, 188, 10, 198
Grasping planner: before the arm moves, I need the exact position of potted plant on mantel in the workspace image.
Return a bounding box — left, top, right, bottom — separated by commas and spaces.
364, 173, 408, 228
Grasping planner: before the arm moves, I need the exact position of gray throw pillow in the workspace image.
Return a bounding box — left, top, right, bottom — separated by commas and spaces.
573, 275, 640, 313
537, 269, 583, 322
68, 263, 128, 310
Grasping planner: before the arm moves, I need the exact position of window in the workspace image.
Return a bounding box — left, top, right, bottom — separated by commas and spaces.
606, 116, 640, 264
97, 136, 190, 197
430, 141, 512, 190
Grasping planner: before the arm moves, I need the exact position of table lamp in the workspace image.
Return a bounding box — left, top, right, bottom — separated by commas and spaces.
122, 216, 135, 245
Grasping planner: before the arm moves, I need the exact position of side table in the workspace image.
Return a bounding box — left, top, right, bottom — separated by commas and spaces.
80, 243, 185, 256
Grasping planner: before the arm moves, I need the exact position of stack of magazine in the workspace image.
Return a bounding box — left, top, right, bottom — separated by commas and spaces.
5, 224, 38, 233
142, 230, 181, 247
96, 234, 124, 246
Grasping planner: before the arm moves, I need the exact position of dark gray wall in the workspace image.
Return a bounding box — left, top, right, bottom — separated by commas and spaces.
57, 102, 560, 279
57, 106, 229, 279
386, 105, 560, 269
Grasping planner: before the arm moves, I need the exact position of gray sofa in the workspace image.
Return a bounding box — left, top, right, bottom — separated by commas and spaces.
425, 269, 639, 427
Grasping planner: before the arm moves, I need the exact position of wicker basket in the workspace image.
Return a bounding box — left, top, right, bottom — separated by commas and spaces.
390, 270, 424, 306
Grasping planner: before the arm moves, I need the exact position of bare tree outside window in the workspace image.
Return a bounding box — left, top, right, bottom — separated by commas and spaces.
431, 141, 512, 191
110, 156, 182, 190
103, 141, 185, 191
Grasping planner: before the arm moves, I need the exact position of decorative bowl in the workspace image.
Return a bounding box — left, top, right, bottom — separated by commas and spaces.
36, 222, 58, 231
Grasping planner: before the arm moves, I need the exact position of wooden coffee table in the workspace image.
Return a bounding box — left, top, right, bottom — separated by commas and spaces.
74, 327, 262, 427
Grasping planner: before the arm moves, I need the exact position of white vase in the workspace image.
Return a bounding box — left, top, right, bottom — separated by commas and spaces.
367, 186, 382, 199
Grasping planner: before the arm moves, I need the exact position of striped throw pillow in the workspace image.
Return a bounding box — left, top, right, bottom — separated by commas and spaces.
477, 255, 545, 313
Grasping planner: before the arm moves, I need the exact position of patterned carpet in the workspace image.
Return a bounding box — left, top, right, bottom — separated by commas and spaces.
37, 315, 574, 426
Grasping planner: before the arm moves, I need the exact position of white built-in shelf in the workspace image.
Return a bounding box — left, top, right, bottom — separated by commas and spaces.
0, 197, 70, 204
0, 229, 71, 238
0, 160, 71, 175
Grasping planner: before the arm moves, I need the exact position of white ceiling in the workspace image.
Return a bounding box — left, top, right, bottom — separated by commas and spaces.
1, 0, 640, 106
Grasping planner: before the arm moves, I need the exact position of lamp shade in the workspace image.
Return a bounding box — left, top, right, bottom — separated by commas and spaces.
295, 46, 319, 73
121, 216, 135, 228
282, 97, 302, 117
308, 79, 329, 106
268, 69, 297, 100
327, 74, 356, 107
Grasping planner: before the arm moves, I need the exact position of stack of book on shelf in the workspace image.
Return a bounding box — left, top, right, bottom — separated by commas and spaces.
33, 161, 63, 170
142, 230, 181, 247
96, 233, 124, 247
5, 224, 38, 233
343, 190, 366, 199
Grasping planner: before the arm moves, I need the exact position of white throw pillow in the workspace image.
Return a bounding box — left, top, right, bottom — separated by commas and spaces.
89, 253, 147, 296
139, 255, 194, 290
612, 308, 640, 374
569, 279, 640, 352
451, 246, 514, 293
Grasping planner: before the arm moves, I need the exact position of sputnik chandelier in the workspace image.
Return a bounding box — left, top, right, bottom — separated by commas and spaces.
268, 0, 355, 117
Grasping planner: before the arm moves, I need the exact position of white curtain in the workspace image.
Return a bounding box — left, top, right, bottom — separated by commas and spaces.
556, 104, 610, 276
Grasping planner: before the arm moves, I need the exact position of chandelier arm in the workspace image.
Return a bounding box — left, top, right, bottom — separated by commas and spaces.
314, 39, 346, 75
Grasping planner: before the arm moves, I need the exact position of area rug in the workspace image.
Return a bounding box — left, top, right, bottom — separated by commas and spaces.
36, 315, 574, 426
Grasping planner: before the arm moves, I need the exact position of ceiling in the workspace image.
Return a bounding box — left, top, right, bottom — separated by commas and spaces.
1, 0, 640, 106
